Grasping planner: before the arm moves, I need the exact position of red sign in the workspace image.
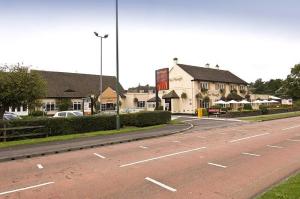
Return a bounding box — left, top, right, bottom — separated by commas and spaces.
156, 68, 169, 91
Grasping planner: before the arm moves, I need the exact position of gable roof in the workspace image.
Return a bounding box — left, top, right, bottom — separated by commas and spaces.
177, 64, 248, 85
127, 84, 155, 93
162, 90, 180, 99
33, 70, 125, 98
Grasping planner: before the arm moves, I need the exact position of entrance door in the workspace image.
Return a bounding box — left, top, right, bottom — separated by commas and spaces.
165, 98, 172, 111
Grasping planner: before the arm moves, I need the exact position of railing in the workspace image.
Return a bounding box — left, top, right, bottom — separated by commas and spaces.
0, 125, 48, 142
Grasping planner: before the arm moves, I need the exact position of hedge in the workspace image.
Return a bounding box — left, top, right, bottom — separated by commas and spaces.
0, 111, 171, 141
222, 107, 300, 118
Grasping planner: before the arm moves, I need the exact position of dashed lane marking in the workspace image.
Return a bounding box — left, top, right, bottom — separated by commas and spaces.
242, 152, 261, 157
0, 182, 54, 196
120, 147, 207, 168
37, 164, 43, 169
267, 145, 283, 149
94, 153, 106, 159
208, 162, 227, 168
229, 133, 270, 143
282, 125, 300, 131
145, 177, 177, 192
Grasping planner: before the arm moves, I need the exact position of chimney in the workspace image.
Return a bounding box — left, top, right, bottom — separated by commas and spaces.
205, 63, 210, 68
173, 57, 178, 65
215, 64, 220, 70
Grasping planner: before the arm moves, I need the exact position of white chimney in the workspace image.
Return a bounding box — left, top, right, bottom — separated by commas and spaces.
215, 64, 220, 70
205, 63, 210, 68
173, 57, 178, 65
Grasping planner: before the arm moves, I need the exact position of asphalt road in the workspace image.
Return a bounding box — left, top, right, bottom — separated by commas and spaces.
1, 117, 300, 199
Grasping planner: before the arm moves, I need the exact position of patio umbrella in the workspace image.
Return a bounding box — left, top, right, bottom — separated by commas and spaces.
252, 100, 262, 104
269, 100, 279, 103
261, 99, 269, 103
238, 100, 251, 104
228, 100, 238, 104
214, 100, 227, 105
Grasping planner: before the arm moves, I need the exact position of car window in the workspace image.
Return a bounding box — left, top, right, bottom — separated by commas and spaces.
67, 112, 75, 117
73, 112, 82, 116
58, 112, 66, 117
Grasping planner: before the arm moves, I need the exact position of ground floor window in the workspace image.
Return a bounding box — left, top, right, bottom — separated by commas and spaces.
101, 103, 116, 111
73, 101, 82, 111
198, 100, 210, 108
137, 101, 145, 108
45, 102, 56, 111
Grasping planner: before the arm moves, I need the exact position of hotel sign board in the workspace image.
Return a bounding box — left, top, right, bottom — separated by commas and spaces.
155, 68, 169, 91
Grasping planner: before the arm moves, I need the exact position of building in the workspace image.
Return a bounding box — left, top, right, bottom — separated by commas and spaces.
159, 59, 248, 114
33, 70, 125, 115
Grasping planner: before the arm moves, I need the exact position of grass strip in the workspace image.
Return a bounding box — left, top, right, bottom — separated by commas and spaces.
257, 172, 300, 199
240, 111, 300, 122
0, 125, 166, 149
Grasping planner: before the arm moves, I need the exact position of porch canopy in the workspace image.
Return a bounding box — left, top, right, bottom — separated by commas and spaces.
162, 90, 180, 99
147, 97, 161, 102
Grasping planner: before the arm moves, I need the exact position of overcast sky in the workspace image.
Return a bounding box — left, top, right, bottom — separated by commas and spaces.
0, 0, 299, 89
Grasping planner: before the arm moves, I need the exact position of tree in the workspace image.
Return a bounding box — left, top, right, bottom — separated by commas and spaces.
281, 64, 300, 100
57, 98, 72, 111
0, 65, 46, 119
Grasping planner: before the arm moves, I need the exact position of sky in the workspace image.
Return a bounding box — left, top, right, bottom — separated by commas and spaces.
0, 0, 299, 89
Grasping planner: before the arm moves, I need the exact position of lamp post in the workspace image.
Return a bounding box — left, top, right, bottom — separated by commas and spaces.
115, 0, 120, 130
94, 32, 108, 113
90, 94, 95, 115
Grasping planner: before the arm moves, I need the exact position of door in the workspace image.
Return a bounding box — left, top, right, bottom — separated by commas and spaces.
165, 98, 172, 111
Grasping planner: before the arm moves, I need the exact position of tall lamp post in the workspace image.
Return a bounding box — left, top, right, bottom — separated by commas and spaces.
115, 0, 120, 130
94, 32, 108, 113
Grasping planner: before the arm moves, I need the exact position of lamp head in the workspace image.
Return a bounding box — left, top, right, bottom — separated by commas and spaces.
94, 32, 99, 37
104, 34, 109, 38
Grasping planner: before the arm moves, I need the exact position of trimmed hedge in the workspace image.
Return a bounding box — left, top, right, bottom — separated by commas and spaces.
222, 107, 300, 118
0, 111, 171, 140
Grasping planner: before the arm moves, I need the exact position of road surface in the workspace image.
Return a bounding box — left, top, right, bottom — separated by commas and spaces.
1, 116, 300, 199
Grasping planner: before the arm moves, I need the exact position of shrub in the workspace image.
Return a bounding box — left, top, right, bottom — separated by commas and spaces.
121, 111, 171, 127
210, 105, 222, 109
181, 92, 187, 99
0, 111, 171, 140
29, 110, 45, 117
259, 105, 269, 115
155, 106, 164, 110
243, 104, 253, 110
57, 99, 72, 111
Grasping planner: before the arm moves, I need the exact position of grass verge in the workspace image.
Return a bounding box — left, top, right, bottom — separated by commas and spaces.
256, 172, 300, 199
0, 124, 166, 149
240, 111, 300, 122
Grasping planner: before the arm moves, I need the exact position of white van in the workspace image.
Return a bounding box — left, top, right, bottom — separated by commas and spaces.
53, 111, 83, 118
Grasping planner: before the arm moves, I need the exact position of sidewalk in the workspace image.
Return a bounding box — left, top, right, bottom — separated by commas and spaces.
0, 123, 193, 162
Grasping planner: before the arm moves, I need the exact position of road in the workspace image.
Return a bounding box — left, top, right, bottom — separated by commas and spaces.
1, 116, 300, 199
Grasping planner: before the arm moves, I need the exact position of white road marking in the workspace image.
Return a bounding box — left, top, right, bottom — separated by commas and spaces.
282, 125, 300, 131
229, 133, 270, 143
197, 136, 206, 139
93, 153, 106, 159
182, 119, 200, 122
0, 182, 54, 196
145, 177, 177, 192
267, 145, 283, 149
171, 140, 181, 143
120, 147, 207, 167
37, 164, 43, 169
242, 152, 261, 157
139, 146, 148, 149
208, 162, 227, 168
287, 139, 300, 142
202, 118, 243, 122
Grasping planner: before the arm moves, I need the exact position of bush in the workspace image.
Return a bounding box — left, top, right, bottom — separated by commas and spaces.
259, 105, 269, 115
29, 110, 45, 117
121, 111, 171, 127
243, 104, 253, 110
155, 106, 164, 110
210, 105, 222, 109
0, 111, 171, 140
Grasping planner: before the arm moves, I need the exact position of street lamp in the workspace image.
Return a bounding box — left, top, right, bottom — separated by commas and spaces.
115, 0, 120, 130
94, 32, 108, 113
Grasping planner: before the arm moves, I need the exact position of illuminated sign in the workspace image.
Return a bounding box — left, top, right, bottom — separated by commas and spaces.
156, 68, 169, 91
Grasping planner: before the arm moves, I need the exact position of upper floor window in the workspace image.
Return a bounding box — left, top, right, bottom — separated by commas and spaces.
230, 85, 237, 91
239, 85, 245, 91
200, 82, 209, 90
215, 83, 225, 90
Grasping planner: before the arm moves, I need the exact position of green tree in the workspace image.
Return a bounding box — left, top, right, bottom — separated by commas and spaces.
281, 64, 300, 99
57, 98, 72, 111
0, 65, 46, 119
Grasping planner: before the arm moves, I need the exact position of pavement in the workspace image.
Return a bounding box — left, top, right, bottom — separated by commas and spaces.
1, 116, 300, 199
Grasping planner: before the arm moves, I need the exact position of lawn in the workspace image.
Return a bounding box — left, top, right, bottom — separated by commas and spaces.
257, 172, 300, 199
0, 125, 166, 149
240, 111, 300, 122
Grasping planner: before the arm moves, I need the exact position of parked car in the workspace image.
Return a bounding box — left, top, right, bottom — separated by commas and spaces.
53, 111, 83, 118
3, 112, 22, 120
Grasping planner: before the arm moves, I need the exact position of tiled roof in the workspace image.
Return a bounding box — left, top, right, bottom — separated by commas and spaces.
33, 70, 125, 98
147, 97, 161, 102
178, 64, 248, 85
162, 90, 180, 99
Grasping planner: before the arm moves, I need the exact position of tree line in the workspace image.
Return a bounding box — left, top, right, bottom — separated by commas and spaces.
249, 64, 300, 100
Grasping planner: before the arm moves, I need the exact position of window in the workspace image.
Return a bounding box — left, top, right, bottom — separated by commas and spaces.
23, 104, 27, 112
73, 101, 82, 111
137, 101, 145, 108
215, 83, 225, 90
17, 106, 21, 112
230, 85, 237, 91
58, 112, 66, 117
45, 102, 55, 111
200, 82, 209, 90
239, 85, 245, 91
202, 101, 210, 108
